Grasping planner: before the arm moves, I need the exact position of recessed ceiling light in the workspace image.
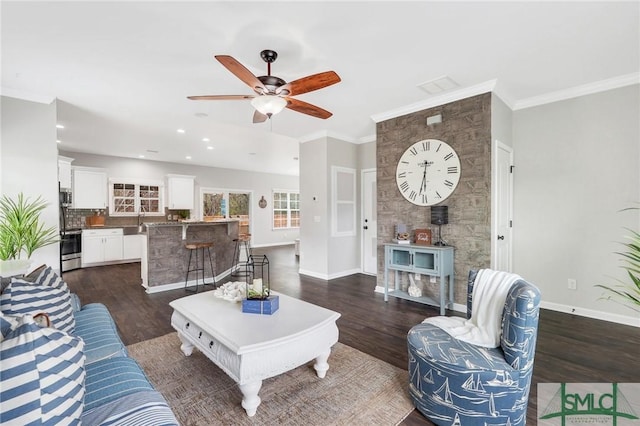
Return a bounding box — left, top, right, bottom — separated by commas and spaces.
195, 112, 208, 118
293, 156, 299, 161
56, 124, 65, 129
202, 137, 210, 142
207, 146, 214, 150
146, 149, 159, 153
138, 155, 145, 158
185, 155, 192, 160
56, 140, 61, 144
177, 129, 185, 134
249, 152, 256, 156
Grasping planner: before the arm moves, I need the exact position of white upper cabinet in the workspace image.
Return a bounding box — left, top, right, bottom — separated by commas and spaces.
166, 174, 195, 210
58, 156, 74, 189
73, 167, 108, 209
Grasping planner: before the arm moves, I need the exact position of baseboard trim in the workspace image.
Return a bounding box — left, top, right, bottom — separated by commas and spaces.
541, 301, 640, 328
251, 242, 295, 249
144, 268, 232, 294
299, 268, 363, 281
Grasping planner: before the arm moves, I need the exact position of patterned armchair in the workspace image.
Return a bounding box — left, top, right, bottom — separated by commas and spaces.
407, 270, 541, 425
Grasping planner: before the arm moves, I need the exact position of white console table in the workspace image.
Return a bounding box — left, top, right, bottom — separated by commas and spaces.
383, 244, 454, 315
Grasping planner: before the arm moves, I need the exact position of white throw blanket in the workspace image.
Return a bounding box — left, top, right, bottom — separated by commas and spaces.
422, 269, 520, 348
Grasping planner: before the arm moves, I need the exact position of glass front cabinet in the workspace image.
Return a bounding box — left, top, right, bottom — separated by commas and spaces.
383, 244, 454, 315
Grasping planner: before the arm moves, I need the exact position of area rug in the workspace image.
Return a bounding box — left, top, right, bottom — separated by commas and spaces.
127, 333, 414, 425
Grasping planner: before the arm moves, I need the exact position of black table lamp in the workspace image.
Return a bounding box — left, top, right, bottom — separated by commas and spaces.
431, 206, 449, 246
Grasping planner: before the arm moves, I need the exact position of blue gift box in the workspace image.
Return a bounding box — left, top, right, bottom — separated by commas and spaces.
241, 295, 279, 315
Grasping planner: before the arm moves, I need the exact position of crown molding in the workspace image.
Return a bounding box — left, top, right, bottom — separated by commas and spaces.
0, 86, 55, 104
370, 79, 497, 123
513, 73, 640, 110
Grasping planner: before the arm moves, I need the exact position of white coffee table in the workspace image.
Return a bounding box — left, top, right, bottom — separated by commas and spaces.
169, 291, 341, 416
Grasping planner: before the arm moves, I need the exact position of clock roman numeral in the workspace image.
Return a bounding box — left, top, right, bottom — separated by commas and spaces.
409, 147, 418, 156
397, 172, 407, 179
436, 143, 442, 152
422, 194, 428, 204
400, 160, 409, 165
422, 141, 430, 151
444, 153, 454, 161
435, 191, 442, 199
399, 181, 410, 192
409, 191, 417, 201
444, 180, 454, 188
447, 166, 458, 174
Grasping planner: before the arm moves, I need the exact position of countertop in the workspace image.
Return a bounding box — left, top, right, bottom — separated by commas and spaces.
144, 219, 239, 227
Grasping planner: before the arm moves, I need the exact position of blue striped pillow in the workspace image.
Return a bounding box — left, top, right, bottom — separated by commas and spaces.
34, 266, 69, 293
0, 312, 86, 425
2, 279, 76, 333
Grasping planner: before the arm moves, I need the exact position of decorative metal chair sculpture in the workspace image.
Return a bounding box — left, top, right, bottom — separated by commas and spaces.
407, 269, 541, 425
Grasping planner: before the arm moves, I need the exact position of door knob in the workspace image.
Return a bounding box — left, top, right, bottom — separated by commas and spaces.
363, 226, 368, 230
497, 235, 505, 240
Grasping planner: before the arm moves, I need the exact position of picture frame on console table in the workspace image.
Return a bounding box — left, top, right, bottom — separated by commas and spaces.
414, 229, 432, 246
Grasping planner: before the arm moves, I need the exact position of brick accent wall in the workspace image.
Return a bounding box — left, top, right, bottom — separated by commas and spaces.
376, 93, 492, 306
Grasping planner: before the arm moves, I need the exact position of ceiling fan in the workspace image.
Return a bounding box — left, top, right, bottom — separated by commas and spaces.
188, 49, 341, 123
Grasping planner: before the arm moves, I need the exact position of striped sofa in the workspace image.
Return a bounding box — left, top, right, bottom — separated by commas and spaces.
1, 266, 178, 425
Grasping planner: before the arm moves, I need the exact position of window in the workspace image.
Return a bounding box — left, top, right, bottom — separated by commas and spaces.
109, 179, 163, 215
201, 188, 252, 234
273, 190, 299, 229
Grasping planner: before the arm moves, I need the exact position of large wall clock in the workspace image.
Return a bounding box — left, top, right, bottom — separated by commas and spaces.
395, 139, 461, 206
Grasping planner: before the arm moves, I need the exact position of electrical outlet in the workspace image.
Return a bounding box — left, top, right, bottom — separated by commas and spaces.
568, 278, 577, 290
415, 273, 421, 281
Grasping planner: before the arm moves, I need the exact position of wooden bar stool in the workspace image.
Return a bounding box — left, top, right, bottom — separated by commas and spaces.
230, 233, 252, 279
184, 241, 216, 293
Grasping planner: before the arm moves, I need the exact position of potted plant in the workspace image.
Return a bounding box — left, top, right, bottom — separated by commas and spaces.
596, 209, 640, 312
0, 192, 58, 276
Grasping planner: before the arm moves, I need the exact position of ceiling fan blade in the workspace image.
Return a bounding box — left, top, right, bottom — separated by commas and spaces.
187, 95, 254, 100
277, 71, 341, 96
215, 55, 266, 94
253, 110, 268, 123
285, 98, 333, 119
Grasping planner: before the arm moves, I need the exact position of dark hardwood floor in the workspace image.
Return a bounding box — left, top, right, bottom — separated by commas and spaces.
62, 245, 640, 425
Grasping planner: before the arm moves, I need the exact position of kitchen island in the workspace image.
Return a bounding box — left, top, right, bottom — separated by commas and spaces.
141, 220, 239, 293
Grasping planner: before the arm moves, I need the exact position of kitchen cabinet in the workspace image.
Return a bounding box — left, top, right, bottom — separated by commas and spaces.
166, 174, 195, 210
73, 167, 107, 209
383, 244, 454, 315
58, 156, 74, 189
82, 229, 123, 266
123, 234, 143, 260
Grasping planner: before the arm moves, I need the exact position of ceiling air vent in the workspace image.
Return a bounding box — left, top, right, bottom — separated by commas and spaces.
418, 76, 459, 95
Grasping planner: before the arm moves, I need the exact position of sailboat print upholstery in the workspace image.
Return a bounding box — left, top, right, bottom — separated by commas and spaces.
407, 270, 541, 425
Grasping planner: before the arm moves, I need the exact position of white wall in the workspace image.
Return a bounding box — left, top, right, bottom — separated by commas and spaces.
60, 151, 299, 247
513, 85, 640, 326
327, 137, 360, 277
1, 96, 60, 271
299, 138, 329, 277
491, 93, 513, 147
299, 136, 364, 279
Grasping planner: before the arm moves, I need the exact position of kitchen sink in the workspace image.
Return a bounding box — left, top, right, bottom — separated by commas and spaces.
122, 225, 146, 235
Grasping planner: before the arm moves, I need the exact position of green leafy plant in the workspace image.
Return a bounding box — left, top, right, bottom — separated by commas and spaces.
0, 193, 58, 260
596, 210, 640, 312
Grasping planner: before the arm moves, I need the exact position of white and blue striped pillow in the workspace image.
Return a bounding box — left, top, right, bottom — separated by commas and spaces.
1, 279, 76, 333
33, 266, 69, 293
0, 312, 86, 425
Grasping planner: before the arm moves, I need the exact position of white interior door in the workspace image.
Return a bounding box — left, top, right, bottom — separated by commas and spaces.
362, 169, 377, 274
492, 141, 514, 271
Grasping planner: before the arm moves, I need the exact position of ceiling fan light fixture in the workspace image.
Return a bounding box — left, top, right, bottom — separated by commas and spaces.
251, 95, 287, 116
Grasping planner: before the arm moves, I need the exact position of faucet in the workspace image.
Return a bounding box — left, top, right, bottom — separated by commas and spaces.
138, 211, 145, 231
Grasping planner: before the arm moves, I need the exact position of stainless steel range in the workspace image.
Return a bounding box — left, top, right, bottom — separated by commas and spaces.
60, 229, 82, 272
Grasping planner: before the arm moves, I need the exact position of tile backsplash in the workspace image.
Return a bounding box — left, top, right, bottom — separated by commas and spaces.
62, 207, 184, 229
